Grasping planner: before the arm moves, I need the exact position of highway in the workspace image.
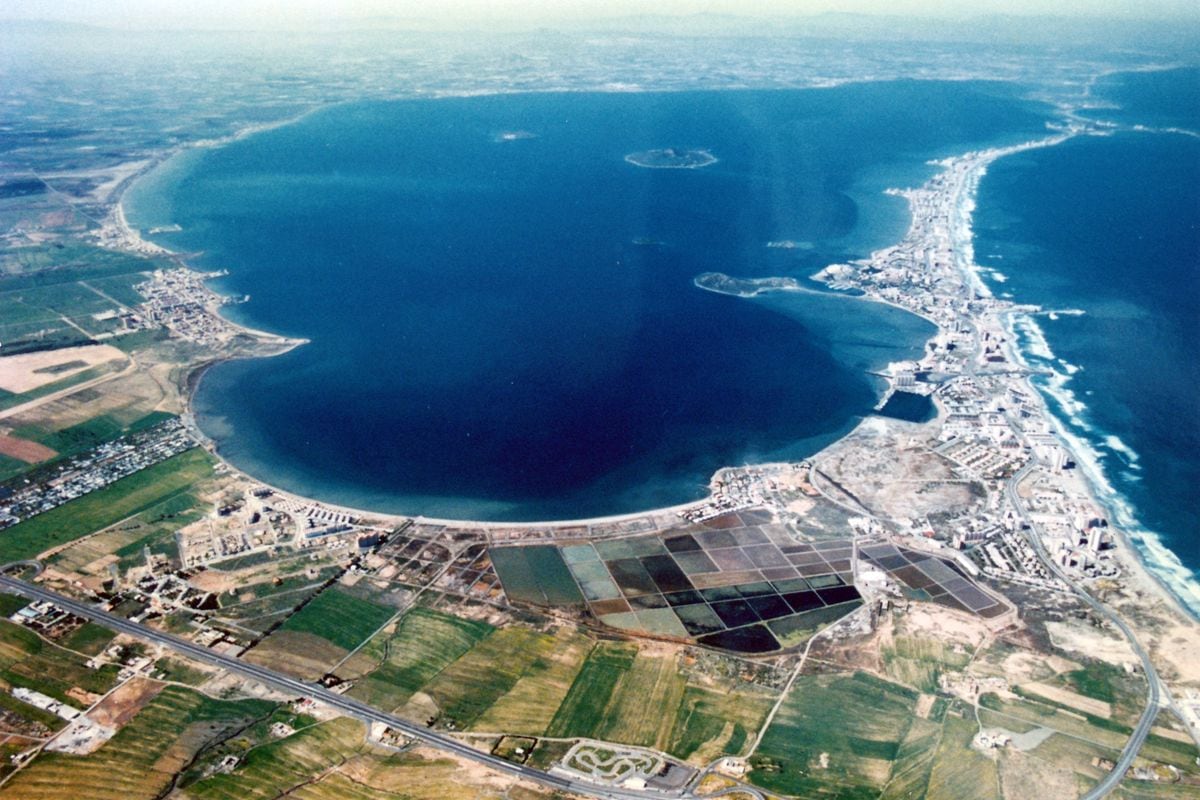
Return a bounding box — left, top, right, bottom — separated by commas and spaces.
0, 573, 677, 800
1004, 464, 1162, 799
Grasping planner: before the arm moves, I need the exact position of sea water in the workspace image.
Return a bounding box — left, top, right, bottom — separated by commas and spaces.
126, 82, 1051, 520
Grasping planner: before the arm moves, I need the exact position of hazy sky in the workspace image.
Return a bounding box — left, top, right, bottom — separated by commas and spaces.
4, 0, 1197, 30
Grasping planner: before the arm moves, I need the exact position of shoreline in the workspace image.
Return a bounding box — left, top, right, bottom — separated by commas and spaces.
110, 100, 1198, 621
914, 137, 1200, 621
110, 119, 316, 354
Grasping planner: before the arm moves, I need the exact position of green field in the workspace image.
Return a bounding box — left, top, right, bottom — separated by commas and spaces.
751, 671, 920, 798
593, 648, 688, 749
0, 618, 121, 705
924, 710, 1001, 800
0, 687, 67, 732
47, 489, 206, 576
0, 617, 44, 671
59, 622, 117, 656
1, 686, 274, 800
422, 626, 563, 729
278, 587, 395, 652
0, 453, 30, 482
882, 634, 974, 693
669, 685, 775, 763
473, 626, 593, 734
0, 446, 214, 562
546, 640, 638, 739
345, 608, 494, 712
0, 244, 159, 289
0, 592, 30, 617
179, 717, 367, 800
981, 692, 1199, 773
1049, 658, 1147, 725
0, 244, 156, 354
154, 657, 214, 686
880, 714, 944, 800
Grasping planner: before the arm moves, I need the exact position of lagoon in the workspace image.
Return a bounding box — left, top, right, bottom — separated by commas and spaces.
126, 82, 1050, 520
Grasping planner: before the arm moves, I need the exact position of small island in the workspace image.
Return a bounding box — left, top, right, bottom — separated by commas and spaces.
625, 147, 717, 169
693, 271, 803, 297
493, 130, 537, 142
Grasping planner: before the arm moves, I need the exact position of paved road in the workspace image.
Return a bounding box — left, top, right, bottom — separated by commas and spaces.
1004, 464, 1162, 799
0, 574, 676, 800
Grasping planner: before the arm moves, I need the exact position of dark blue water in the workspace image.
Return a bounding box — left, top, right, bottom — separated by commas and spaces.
128, 83, 1050, 520
1088, 67, 1200, 130
975, 128, 1200, 607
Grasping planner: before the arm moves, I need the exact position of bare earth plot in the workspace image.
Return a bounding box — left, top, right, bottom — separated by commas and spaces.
0, 344, 127, 393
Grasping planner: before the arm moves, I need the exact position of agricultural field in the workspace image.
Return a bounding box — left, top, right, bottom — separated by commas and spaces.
177, 716, 366, 800
178, 715, 555, 800
924, 710, 1002, 800
58, 622, 117, 656
543, 638, 776, 760
1037, 658, 1148, 727
0, 446, 214, 562
879, 712, 945, 800
882, 634, 975, 693
0, 593, 31, 617
747, 679, 1090, 800
0, 686, 67, 733
668, 684, 775, 763
0, 452, 29, 481
11, 410, 174, 463
242, 631, 349, 681
422, 626, 567, 729
1111, 780, 1200, 800
277, 587, 395, 652
473, 626, 593, 734
0, 361, 126, 413
0, 618, 121, 706
591, 647, 688, 750
0, 686, 274, 800
207, 561, 346, 635
337, 608, 776, 764
0, 244, 156, 354
545, 641, 638, 739
979, 692, 1200, 777
47, 491, 206, 578
343, 608, 494, 712
244, 588, 396, 679
750, 671, 920, 798
153, 656, 215, 686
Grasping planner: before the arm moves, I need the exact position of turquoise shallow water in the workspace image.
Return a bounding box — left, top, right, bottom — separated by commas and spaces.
126, 82, 1051, 520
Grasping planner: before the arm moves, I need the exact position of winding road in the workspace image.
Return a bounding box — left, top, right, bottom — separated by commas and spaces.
1004, 463, 1162, 799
